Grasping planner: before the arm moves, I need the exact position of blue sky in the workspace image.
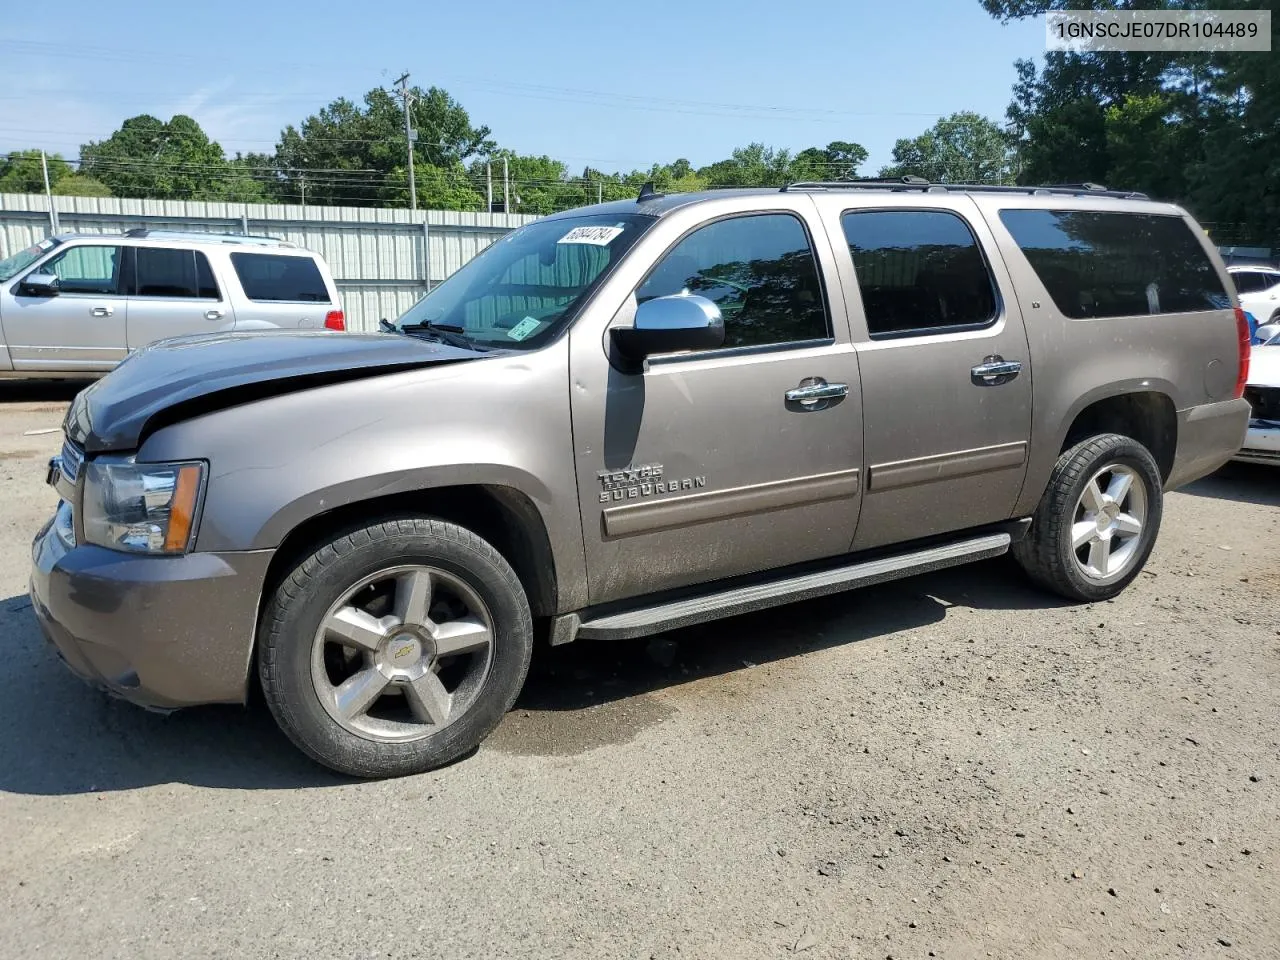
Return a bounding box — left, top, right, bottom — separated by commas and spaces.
1, 0, 1045, 176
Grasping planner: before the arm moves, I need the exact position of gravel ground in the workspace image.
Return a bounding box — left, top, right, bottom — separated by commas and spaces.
0, 379, 1277, 960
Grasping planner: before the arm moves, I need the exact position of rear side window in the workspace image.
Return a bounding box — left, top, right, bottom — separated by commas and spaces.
999, 210, 1229, 319
841, 210, 998, 338
232, 253, 329, 302
133, 248, 220, 299
1231, 272, 1265, 294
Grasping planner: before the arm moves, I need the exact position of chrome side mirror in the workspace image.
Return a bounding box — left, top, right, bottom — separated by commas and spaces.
18, 272, 60, 297
611, 294, 725, 361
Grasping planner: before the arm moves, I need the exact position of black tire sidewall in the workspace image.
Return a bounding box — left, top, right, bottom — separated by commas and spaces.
260, 520, 532, 778
1052, 437, 1163, 602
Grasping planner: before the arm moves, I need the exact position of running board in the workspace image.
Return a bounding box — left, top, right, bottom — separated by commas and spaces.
553, 531, 1012, 644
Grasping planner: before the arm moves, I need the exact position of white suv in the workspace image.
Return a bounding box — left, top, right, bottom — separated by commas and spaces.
1229, 264, 1280, 329
0, 229, 343, 379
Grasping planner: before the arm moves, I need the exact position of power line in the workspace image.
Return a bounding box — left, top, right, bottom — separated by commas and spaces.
0, 38, 976, 124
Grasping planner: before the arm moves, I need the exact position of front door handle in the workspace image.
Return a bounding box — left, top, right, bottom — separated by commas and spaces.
785, 378, 849, 407
971, 356, 1022, 386
90, 306, 113, 317
205, 309, 225, 321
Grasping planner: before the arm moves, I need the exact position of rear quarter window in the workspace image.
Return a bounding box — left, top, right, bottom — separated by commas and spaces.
999, 209, 1229, 319
231, 252, 330, 303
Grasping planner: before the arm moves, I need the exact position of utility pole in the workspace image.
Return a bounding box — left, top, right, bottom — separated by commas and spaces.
40, 150, 58, 234
486, 160, 493, 214
597, 178, 603, 205
502, 156, 509, 214
395, 72, 417, 212
299, 172, 306, 206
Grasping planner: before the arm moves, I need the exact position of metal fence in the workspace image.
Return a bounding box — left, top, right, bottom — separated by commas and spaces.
0, 193, 538, 332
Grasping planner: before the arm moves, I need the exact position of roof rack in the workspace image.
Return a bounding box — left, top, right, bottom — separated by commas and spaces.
121, 228, 294, 247
780, 177, 1149, 200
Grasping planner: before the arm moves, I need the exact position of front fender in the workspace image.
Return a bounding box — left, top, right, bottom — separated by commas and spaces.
253, 462, 553, 548
136, 347, 590, 609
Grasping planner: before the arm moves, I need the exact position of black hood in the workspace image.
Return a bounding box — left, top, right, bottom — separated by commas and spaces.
64, 330, 480, 453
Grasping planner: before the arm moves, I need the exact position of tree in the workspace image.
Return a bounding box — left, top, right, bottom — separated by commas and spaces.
0, 150, 72, 194
51, 175, 112, 198
472, 151, 579, 215
80, 115, 262, 201
1104, 92, 1196, 201
384, 162, 484, 211
272, 86, 493, 206
792, 141, 869, 181
978, 0, 1280, 245
878, 112, 1015, 183
697, 143, 796, 187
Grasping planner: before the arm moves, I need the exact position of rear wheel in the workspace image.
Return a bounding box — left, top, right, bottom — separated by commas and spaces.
1013, 433, 1163, 602
259, 517, 532, 778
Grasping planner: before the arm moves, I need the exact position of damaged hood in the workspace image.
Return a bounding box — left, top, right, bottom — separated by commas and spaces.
64, 330, 481, 452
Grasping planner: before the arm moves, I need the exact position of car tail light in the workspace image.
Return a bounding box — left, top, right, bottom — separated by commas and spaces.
1234, 307, 1251, 399
324, 310, 345, 331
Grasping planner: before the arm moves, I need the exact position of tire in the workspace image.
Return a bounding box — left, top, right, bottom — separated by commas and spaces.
1012, 433, 1163, 603
258, 517, 533, 778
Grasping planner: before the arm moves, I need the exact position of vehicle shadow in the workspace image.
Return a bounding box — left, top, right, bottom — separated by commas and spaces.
513, 556, 1068, 715
1179, 461, 1280, 507
0, 594, 347, 796
0, 557, 1068, 795
0, 379, 93, 405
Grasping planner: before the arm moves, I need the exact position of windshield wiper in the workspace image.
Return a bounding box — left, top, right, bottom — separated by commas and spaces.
396, 319, 485, 351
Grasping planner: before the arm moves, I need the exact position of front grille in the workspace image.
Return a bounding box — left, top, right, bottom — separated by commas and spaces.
59, 440, 84, 485
1244, 385, 1280, 423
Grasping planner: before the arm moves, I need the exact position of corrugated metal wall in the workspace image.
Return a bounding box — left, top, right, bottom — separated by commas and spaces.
0, 193, 538, 332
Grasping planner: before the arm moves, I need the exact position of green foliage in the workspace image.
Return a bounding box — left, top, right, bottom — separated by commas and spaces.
879, 112, 1015, 184
51, 175, 112, 197
80, 115, 264, 201
696, 143, 795, 187
982, 0, 1280, 246
271, 86, 493, 206
791, 141, 870, 181
0, 150, 72, 193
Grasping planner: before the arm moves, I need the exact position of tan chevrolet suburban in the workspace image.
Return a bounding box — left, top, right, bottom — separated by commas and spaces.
30, 179, 1251, 777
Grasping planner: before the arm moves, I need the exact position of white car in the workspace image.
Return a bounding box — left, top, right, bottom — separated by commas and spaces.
1236, 341, 1280, 465
1228, 264, 1280, 329
0, 229, 344, 379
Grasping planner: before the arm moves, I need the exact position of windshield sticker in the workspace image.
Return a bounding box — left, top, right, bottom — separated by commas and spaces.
506, 316, 541, 341
557, 225, 624, 246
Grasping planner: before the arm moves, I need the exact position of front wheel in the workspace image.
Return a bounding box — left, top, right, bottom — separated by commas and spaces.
258, 517, 533, 778
1012, 433, 1163, 602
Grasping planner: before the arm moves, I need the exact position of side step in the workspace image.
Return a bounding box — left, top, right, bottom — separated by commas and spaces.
556, 531, 1012, 644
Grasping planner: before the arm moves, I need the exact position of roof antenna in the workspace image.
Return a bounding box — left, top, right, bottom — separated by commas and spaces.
637, 180, 663, 202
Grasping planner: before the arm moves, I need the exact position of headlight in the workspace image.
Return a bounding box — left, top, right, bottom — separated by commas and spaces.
81, 460, 205, 554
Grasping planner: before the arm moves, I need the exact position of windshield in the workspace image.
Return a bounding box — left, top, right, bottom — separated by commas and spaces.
0, 237, 59, 282
394, 213, 651, 350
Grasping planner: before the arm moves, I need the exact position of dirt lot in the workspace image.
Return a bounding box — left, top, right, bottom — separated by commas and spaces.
0, 380, 1276, 960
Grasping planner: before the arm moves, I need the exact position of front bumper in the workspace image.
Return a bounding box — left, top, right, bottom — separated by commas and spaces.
29, 510, 273, 709
1165, 397, 1251, 489
1233, 418, 1280, 466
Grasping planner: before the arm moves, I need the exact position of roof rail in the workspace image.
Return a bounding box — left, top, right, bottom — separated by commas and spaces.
780, 177, 1149, 200
121, 228, 294, 247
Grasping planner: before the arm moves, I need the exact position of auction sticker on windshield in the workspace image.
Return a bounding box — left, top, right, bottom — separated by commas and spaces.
506, 317, 542, 341
558, 225, 624, 245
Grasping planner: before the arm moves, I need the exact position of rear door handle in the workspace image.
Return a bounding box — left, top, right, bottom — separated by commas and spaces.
90, 306, 113, 317
971, 356, 1022, 386
205, 309, 225, 321
785, 378, 849, 407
